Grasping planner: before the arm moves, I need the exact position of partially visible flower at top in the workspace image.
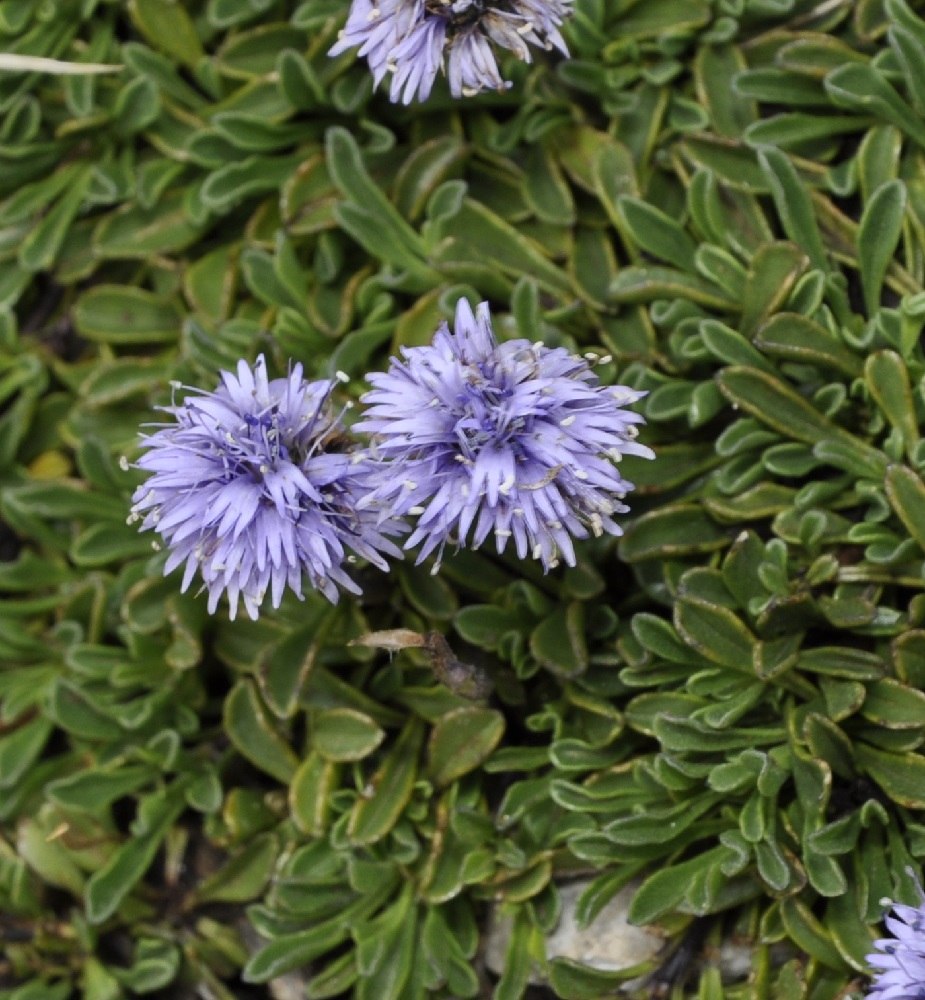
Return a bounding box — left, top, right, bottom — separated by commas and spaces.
328, 0, 573, 104
867, 876, 925, 999
355, 299, 654, 572
126, 357, 401, 620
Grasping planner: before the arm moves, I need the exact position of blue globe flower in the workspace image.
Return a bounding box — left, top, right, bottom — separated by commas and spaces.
867, 881, 925, 1000
328, 0, 573, 104
128, 356, 401, 620
356, 299, 653, 572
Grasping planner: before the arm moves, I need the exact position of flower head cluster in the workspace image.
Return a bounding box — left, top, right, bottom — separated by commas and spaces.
867, 880, 925, 999
128, 357, 401, 620
328, 0, 573, 104
356, 299, 653, 572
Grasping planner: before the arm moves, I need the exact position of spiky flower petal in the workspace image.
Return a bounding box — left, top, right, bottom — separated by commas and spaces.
867, 880, 925, 999
328, 0, 573, 104
356, 299, 653, 571
128, 357, 401, 620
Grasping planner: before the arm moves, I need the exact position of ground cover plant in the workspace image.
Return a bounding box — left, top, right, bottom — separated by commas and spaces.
6, 0, 925, 997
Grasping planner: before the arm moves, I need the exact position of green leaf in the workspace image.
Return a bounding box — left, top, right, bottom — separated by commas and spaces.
201, 153, 304, 211
618, 196, 699, 271
674, 598, 756, 671
857, 180, 906, 314
114, 74, 161, 134
18, 165, 91, 272
548, 959, 639, 1000
826, 62, 925, 151
129, 0, 204, 67
865, 351, 919, 460
779, 898, 846, 969
47, 765, 153, 810
524, 144, 575, 226
325, 127, 439, 285
244, 918, 351, 983
826, 889, 878, 972
348, 718, 423, 844
609, 265, 738, 310
885, 464, 925, 555
71, 521, 155, 566
439, 198, 574, 297
74, 285, 182, 344
94, 190, 204, 258
195, 832, 278, 904
717, 367, 887, 479
753, 313, 862, 376
313, 708, 386, 762
619, 504, 729, 562
856, 742, 925, 808
122, 938, 182, 993
289, 750, 339, 837
530, 602, 587, 678
629, 846, 732, 923
224, 679, 299, 783
755, 146, 828, 271
48, 679, 123, 740
740, 242, 809, 336
0, 716, 51, 790
86, 786, 186, 924
695, 44, 756, 138
428, 707, 505, 787
355, 884, 417, 1000
862, 678, 925, 729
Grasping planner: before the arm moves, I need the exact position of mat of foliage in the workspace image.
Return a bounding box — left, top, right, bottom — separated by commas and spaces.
3, 0, 925, 998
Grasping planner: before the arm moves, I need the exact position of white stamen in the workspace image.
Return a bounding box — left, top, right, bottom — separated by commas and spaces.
335, 370, 350, 383
561, 415, 576, 426
409, 506, 426, 515
119, 455, 130, 471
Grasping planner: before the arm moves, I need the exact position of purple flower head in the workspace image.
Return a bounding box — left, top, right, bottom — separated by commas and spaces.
328, 0, 573, 103
867, 877, 925, 999
356, 299, 653, 572
127, 356, 402, 620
